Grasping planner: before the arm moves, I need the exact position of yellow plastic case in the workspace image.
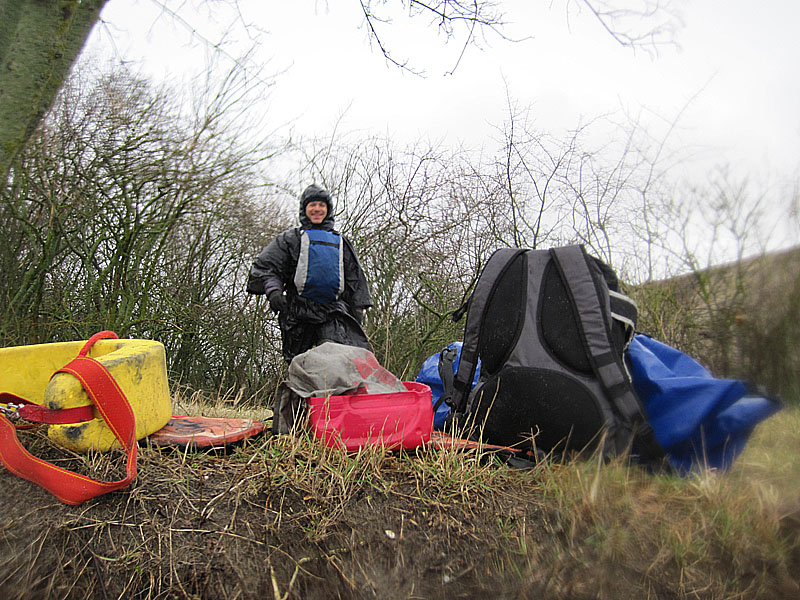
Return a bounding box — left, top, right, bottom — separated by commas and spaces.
1, 338, 172, 452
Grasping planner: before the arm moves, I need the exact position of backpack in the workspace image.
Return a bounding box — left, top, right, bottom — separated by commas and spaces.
447, 244, 666, 465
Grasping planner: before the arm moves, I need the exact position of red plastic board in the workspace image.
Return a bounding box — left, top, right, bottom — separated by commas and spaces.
147, 415, 265, 448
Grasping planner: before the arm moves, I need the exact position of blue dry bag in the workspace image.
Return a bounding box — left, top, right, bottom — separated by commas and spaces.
627, 334, 782, 473
416, 342, 481, 429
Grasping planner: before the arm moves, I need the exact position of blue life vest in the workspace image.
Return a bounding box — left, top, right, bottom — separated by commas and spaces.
294, 229, 344, 303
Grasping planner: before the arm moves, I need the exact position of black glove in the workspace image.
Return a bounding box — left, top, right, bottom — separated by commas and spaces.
268, 292, 287, 314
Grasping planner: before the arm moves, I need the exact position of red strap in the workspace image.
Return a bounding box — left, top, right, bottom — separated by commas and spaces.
19, 403, 95, 424
77, 330, 118, 357
0, 331, 138, 505
0, 393, 95, 425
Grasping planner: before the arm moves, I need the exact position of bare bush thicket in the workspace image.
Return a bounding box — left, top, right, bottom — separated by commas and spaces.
285, 109, 678, 378
0, 65, 290, 395
290, 138, 497, 375
633, 170, 800, 401
288, 112, 799, 403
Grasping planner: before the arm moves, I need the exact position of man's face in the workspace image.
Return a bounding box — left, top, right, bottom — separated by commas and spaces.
305, 200, 328, 224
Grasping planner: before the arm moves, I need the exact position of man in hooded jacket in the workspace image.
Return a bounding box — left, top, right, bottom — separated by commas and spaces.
247, 184, 373, 363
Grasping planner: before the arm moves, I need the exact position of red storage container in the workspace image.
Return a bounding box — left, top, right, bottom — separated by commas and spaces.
307, 381, 433, 450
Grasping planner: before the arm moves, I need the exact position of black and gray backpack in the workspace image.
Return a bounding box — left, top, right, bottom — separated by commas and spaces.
446, 244, 666, 464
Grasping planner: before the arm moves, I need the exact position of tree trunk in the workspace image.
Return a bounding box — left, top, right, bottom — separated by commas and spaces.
0, 0, 107, 184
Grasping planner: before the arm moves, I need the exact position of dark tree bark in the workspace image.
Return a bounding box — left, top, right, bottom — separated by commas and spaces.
0, 0, 108, 183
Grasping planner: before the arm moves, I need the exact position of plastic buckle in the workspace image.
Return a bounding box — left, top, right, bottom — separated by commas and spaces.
0, 403, 21, 422
441, 346, 458, 364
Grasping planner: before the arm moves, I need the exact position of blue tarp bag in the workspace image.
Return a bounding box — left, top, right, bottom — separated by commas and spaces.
627, 334, 782, 473
416, 342, 481, 429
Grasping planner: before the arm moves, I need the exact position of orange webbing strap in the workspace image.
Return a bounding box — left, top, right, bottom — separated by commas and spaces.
0, 331, 138, 505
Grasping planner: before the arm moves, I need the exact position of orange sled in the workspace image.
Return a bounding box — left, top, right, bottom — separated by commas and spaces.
147, 415, 266, 449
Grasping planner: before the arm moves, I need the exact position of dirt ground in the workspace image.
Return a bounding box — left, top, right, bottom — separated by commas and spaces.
0, 442, 541, 599
1, 428, 797, 600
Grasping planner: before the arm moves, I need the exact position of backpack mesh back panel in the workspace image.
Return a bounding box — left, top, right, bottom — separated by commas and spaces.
540, 260, 594, 374
471, 367, 604, 452
478, 251, 526, 373
452, 245, 658, 460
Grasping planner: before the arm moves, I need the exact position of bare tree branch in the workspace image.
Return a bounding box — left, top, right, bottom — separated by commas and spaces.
576, 0, 684, 55
359, 0, 509, 74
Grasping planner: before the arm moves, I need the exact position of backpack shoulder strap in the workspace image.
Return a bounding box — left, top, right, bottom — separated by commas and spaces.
549, 246, 667, 465
434, 345, 458, 414
451, 248, 527, 413
609, 289, 638, 349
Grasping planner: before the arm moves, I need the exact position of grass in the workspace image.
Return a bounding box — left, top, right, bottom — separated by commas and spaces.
0, 398, 798, 599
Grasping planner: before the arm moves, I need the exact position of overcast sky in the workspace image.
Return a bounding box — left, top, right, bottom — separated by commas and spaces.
93, 0, 800, 189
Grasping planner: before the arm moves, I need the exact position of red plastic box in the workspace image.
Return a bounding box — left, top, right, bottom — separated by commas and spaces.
307, 381, 433, 450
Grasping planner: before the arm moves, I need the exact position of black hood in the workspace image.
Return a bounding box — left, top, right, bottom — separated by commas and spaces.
299, 184, 335, 230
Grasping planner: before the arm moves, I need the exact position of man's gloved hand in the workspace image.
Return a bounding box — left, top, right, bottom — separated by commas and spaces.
268, 292, 287, 314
